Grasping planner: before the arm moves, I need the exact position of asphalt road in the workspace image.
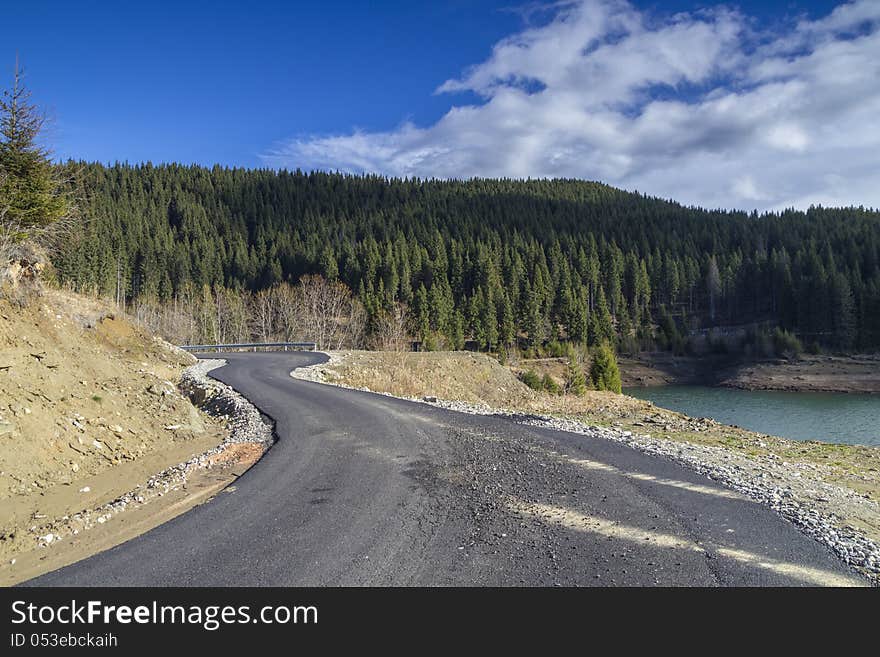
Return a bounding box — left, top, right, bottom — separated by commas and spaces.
27, 352, 864, 586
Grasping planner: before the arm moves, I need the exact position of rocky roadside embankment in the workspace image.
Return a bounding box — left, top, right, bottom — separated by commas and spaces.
291, 353, 880, 584
5, 359, 273, 570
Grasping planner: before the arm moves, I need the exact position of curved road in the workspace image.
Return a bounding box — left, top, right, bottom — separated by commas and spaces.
28, 352, 864, 586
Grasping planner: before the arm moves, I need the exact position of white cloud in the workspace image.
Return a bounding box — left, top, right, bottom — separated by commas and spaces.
262, 0, 880, 211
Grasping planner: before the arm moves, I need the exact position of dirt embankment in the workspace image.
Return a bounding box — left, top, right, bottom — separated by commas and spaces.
319, 350, 540, 407
618, 352, 720, 387
618, 352, 880, 393
718, 354, 880, 393
0, 290, 247, 580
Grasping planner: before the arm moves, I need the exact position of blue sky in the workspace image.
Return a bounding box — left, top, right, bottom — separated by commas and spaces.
4, 1, 878, 210
6, 1, 525, 165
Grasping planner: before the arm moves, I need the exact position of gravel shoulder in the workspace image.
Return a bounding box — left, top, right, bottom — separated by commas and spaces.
292, 350, 880, 584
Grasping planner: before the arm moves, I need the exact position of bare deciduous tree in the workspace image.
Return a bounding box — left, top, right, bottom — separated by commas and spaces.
296, 275, 365, 350
273, 282, 304, 342
126, 275, 368, 350
369, 302, 412, 351
251, 287, 277, 342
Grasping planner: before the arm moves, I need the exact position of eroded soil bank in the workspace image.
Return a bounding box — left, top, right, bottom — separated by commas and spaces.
0, 292, 268, 584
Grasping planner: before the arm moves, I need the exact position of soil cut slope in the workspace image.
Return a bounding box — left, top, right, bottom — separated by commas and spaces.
0, 289, 226, 566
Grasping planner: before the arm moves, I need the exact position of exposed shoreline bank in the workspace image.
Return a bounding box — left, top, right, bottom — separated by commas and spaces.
619, 352, 880, 394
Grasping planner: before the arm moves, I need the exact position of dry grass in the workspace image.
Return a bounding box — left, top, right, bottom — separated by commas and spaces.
324, 350, 539, 407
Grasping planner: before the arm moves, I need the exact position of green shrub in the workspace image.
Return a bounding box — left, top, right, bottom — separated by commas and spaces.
773, 328, 802, 358
589, 343, 622, 393
520, 369, 542, 391
421, 332, 440, 352
541, 373, 562, 395
617, 333, 639, 356
546, 340, 567, 358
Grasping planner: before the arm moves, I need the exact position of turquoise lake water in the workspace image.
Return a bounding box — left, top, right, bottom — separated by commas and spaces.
623, 385, 880, 446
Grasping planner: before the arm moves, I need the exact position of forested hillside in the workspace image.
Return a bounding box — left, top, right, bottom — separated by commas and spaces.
55, 162, 880, 352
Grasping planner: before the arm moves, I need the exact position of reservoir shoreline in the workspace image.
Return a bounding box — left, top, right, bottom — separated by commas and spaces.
619, 352, 880, 394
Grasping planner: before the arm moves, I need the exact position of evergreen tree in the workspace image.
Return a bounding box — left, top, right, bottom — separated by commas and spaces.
706, 256, 721, 323
319, 246, 338, 280
590, 344, 622, 393
450, 310, 465, 350
481, 291, 498, 351
415, 283, 430, 341
498, 291, 516, 348
589, 287, 614, 346
830, 272, 856, 350
0, 61, 69, 240
523, 285, 544, 347
566, 354, 588, 396
44, 162, 880, 353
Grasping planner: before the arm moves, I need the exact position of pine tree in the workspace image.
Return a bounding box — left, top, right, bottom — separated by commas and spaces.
589, 287, 614, 346
498, 291, 515, 348
706, 256, 721, 322
415, 283, 430, 341
0, 60, 69, 241
427, 281, 444, 333
566, 354, 588, 396
450, 309, 465, 350
481, 289, 498, 350
523, 284, 544, 347
830, 272, 856, 349
568, 293, 589, 344
320, 246, 338, 280
589, 343, 622, 393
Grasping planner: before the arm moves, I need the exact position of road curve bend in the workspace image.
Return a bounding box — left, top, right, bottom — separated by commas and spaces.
27, 352, 864, 586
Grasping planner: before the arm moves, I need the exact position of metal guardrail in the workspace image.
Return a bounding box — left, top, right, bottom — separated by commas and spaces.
179, 342, 317, 352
